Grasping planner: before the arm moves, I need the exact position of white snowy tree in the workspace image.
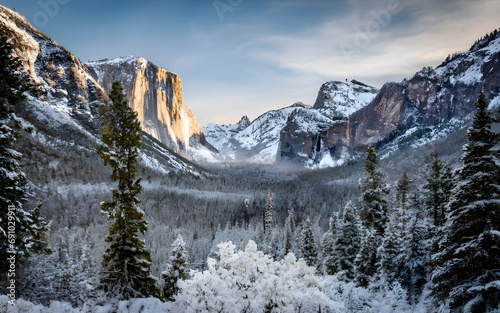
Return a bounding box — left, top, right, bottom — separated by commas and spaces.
161, 234, 188, 301
173, 240, 336, 312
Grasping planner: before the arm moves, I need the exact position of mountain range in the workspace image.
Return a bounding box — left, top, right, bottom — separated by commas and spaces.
206, 31, 500, 167
1, 4, 499, 171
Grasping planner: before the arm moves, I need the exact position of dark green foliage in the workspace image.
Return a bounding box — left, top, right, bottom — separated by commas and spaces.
97, 81, 156, 299
422, 152, 446, 226
28, 201, 52, 255
431, 93, 500, 311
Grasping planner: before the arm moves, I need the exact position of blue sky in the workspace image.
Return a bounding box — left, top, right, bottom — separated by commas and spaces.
1, 0, 499, 126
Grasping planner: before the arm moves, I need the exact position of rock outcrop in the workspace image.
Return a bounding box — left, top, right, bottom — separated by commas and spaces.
87, 57, 213, 155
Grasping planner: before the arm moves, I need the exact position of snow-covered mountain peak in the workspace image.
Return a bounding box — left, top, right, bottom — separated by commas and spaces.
313, 80, 379, 118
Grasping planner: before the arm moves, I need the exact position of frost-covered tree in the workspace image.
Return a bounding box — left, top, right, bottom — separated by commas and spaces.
300, 217, 318, 268
97, 81, 156, 299
321, 213, 338, 275
431, 93, 500, 312
161, 234, 188, 301
174, 241, 335, 312
0, 34, 50, 275
334, 201, 361, 281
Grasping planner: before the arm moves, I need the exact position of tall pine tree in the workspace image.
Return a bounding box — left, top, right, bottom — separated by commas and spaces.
300, 217, 318, 268
97, 81, 156, 299
431, 93, 500, 312
356, 147, 389, 286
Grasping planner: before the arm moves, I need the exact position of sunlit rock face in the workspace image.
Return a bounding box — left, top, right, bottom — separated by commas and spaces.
87, 56, 212, 155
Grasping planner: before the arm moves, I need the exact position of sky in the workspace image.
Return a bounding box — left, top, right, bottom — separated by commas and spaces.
1, 0, 499, 127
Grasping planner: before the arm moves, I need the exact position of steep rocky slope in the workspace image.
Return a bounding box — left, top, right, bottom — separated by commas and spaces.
86, 57, 216, 160
0, 5, 207, 175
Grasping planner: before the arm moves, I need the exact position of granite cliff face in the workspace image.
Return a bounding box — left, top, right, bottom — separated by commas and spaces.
87, 57, 213, 156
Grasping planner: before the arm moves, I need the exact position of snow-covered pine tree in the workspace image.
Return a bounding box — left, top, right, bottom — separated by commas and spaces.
28, 201, 52, 255
356, 147, 389, 286
97, 81, 156, 299
321, 213, 338, 275
284, 207, 297, 256
377, 211, 402, 284
334, 201, 362, 281
300, 217, 318, 268
396, 171, 411, 231
355, 228, 378, 287
422, 152, 447, 226
398, 193, 428, 305
359, 147, 389, 235
0, 34, 50, 276
431, 93, 500, 312
264, 190, 273, 233
162, 234, 188, 301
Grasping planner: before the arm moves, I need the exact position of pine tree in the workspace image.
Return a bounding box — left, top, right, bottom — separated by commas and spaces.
0, 34, 49, 275
97, 81, 156, 299
422, 152, 446, 226
300, 217, 318, 268
321, 213, 338, 275
162, 234, 188, 301
431, 93, 500, 312
359, 147, 389, 235
334, 201, 361, 281
398, 194, 428, 305
377, 212, 401, 283
355, 228, 378, 287
264, 190, 273, 233
356, 147, 389, 286
28, 201, 52, 255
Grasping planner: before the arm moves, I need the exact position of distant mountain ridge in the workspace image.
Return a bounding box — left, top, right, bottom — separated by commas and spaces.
204, 80, 379, 165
